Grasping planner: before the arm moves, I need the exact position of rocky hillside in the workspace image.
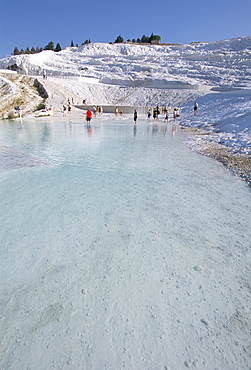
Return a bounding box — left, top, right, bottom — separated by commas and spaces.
0, 72, 47, 118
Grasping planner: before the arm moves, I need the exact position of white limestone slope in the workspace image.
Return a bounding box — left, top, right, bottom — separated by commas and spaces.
1, 37, 251, 88
0, 37, 251, 155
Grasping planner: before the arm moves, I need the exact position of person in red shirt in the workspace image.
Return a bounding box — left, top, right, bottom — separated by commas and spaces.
86, 109, 92, 123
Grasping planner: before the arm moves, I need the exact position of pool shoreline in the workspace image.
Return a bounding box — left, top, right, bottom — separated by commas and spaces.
182, 126, 251, 188
4, 109, 251, 188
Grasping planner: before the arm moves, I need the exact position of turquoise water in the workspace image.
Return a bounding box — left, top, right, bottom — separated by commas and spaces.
0, 119, 250, 369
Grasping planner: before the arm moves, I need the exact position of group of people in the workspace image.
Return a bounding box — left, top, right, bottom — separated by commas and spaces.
63, 98, 75, 117
93, 106, 103, 116
147, 106, 180, 122
84, 108, 138, 124
62, 101, 198, 122
115, 107, 124, 116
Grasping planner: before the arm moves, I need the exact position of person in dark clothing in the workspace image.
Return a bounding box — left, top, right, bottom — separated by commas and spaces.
134, 110, 138, 123
194, 102, 198, 114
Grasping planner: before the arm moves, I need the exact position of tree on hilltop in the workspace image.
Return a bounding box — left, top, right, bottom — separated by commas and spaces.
13, 47, 20, 55
114, 35, 124, 43
149, 33, 161, 44
13, 44, 45, 55
141, 34, 149, 43
55, 43, 62, 52
44, 41, 55, 51
82, 39, 91, 45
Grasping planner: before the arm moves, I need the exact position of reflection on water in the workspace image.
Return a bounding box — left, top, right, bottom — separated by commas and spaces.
133, 124, 137, 137
87, 123, 92, 137
0, 120, 182, 172
1, 118, 251, 370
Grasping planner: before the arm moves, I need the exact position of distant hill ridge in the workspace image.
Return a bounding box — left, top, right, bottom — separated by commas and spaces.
0, 35, 251, 118
0, 36, 250, 89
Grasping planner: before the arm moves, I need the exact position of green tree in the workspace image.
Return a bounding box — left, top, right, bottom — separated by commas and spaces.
114, 35, 124, 43
31, 47, 36, 54
71, 40, 74, 47
141, 34, 149, 43
44, 41, 55, 51
149, 33, 161, 44
25, 47, 30, 54
13, 47, 20, 55
55, 43, 62, 52
81, 39, 91, 45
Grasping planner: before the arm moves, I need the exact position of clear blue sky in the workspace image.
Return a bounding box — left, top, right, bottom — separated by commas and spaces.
0, 0, 250, 58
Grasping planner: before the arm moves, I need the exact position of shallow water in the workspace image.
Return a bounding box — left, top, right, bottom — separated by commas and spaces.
0, 119, 251, 369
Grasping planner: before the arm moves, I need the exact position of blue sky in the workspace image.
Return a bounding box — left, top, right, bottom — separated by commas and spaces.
0, 0, 250, 58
